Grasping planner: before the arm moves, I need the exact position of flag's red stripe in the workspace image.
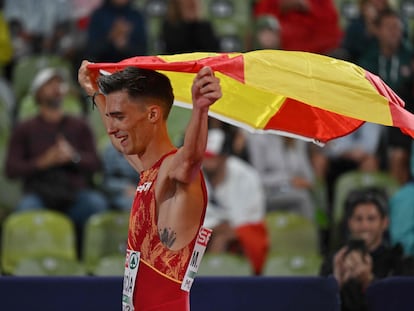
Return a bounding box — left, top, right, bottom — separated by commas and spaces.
264, 98, 364, 143
365, 70, 414, 138
364, 70, 405, 108
388, 101, 414, 138
89, 54, 246, 83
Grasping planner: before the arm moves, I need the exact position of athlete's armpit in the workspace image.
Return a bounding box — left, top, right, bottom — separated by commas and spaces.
159, 227, 177, 248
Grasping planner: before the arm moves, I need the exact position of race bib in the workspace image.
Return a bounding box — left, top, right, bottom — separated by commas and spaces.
122, 249, 140, 311
181, 227, 212, 292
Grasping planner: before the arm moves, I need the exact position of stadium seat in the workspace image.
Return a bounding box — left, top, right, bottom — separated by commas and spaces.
205, 0, 252, 52
209, 0, 235, 19
0, 92, 22, 214
197, 252, 252, 276
92, 255, 125, 276
332, 170, 399, 226
167, 105, 192, 146
144, 0, 167, 17
265, 211, 319, 256
82, 211, 129, 275
1, 210, 82, 275
13, 257, 85, 276
263, 253, 322, 276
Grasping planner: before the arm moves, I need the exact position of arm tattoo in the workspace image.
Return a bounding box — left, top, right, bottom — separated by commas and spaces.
159, 227, 177, 248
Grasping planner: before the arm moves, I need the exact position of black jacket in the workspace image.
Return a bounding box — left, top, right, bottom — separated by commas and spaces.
320, 243, 414, 311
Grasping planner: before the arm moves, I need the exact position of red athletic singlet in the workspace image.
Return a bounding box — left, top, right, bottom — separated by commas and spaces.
127, 150, 207, 311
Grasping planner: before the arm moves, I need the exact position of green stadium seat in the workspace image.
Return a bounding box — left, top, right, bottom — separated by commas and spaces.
1, 210, 82, 275
263, 253, 322, 276
92, 255, 126, 276
265, 211, 319, 256
82, 211, 129, 275
13, 257, 85, 276
197, 252, 252, 276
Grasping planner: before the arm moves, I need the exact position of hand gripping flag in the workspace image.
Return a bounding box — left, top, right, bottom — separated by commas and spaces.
87, 50, 414, 145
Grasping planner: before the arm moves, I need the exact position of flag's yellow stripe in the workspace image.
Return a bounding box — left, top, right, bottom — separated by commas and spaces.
243, 50, 393, 125
158, 52, 239, 62
159, 70, 284, 129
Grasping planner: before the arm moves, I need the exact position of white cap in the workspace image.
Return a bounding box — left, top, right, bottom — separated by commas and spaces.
205, 128, 225, 158
30, 67, 66, 96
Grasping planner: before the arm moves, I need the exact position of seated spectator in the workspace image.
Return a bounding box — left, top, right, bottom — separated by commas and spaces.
389, 140, 414, 256
202, 128, 269, 275
320, 187, 414, 311
358, 9, 413, 101
101, 141, 139, 211
246, 133, 316, 220
4, 67, 109, 255
253, 0, 342, 55
85, 0, 147, 62
160, 0, 219, 54
339, 0, 391, 63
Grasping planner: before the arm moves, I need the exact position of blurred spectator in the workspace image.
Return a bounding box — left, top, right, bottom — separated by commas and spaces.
203, 128, 269, 275
358, 9, 413, 185
4, 0, 73, 55
101, 142, 139, 211
316, 123, 383, 254
339, 0, 391, 63
320, 187, 414, 311
4, 67, 108, 255
253, 0, 342, 55
246, 133, 316, 220
251, 14, 281, 50
208, 117, 250, 162
359, 9, 413, 98
160, 0, 219, 54
85, 0, 147, 62
389, 140, 414, 256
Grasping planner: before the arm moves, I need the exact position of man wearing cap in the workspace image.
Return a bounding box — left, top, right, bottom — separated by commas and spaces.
5, 67, 108, 256
202, 128, 269, 275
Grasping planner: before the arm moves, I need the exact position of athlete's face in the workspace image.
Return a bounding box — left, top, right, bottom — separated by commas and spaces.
105, 90, 151, 155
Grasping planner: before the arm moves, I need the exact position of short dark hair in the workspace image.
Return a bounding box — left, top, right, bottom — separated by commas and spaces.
98, 66, 174, 119
374, 8, 401, 27
345, 187, 388, 219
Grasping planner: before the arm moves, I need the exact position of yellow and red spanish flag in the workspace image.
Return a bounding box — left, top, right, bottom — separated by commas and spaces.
88, 50, 414, 144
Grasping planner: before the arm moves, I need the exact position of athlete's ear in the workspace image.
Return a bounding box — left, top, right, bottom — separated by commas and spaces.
147, 105, 161, 123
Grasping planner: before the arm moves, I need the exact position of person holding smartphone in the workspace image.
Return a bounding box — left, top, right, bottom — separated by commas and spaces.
319, 187, 414, 311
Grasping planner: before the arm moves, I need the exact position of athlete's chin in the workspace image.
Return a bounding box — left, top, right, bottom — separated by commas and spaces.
119, 144, 133, 155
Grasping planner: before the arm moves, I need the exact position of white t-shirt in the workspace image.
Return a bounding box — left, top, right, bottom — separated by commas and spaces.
203, 156, 266, 228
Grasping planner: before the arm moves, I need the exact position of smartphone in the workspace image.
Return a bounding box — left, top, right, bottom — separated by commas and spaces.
345, 238, 368, 256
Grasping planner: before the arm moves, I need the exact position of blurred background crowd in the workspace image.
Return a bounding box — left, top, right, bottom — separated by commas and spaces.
0, 0, 414, 306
